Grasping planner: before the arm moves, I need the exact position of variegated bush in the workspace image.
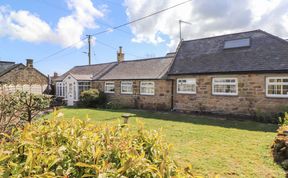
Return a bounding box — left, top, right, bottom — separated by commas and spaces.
0, 116, 196, 177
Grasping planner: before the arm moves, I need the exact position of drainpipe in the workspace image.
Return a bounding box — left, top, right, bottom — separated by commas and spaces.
170, 79, 174, 111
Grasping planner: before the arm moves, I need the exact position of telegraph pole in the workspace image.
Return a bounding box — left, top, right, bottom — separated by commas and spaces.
87, 35, 92, 65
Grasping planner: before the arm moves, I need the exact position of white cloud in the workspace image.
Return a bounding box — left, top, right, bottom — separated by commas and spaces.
124, 0, 288, 50
0, 0, 104, 48
0, 6, 53, 43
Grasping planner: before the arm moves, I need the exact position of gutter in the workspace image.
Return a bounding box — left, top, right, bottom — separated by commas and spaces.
167, 69, 288, 76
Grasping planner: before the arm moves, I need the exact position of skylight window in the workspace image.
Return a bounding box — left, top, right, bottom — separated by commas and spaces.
224, 38, 250, 49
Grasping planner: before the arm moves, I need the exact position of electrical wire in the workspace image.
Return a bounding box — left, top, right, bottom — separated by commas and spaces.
95, 40, 141, 58
91, 0, 192, 36
36, 0, 192, 62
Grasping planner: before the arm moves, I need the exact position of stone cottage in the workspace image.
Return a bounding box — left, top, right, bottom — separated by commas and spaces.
54, 47, 174, 108
0, 59, 48, 94
54, 29, 288, 116
53, 62, 116, 106
168, 29, 288, 116
94, 53, 174, 110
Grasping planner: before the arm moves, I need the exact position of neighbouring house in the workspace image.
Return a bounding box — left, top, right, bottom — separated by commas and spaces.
168, 29, 288, 116
54, 29, 288, 117
0, 59, 48, 94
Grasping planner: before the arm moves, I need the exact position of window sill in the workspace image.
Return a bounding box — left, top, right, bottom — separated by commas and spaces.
140, 93, 155, 96
177, 91, 196, 95
212, 93, 238, 96
121, 93, 133, 95
266, 95, 288, 99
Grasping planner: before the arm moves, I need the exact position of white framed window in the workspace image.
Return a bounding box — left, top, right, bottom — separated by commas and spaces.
56, 82, 65, 97
121, 81, 133, 94
140, 81, 155, 95
104, 81, 115, 93
78, 81, 91, 96
212, 78, 238, 96
63, 83, 67, 99
177, 78, 196, 94
266, 77, 288, 98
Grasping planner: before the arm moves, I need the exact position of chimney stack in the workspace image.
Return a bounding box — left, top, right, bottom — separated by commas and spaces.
26, 59, 33, 68
53, 72, 58, 77
117, 46, 124, 63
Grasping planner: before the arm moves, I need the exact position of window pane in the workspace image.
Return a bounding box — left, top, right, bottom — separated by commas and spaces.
268, 84, 282, 95
121, 81, 133, 94
269, 79, 276, 83
105, 82, 115, 93
283, 85, 288, 95
177, 79, 196, 93
140, 82, 154, 95
213, 78, 237, 95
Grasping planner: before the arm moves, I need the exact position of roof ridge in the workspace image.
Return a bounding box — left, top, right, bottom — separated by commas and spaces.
62, 55, 174, 69
0, 61, 15, 64
74, 61, 117, 68
121, 56, 173, 63
182, 29, 261, 43
259, 30, 288, 45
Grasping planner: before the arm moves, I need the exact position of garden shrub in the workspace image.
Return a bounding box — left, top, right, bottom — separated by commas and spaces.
0, 92, 20, 133
0, 91, 51, 133
79, 89, 107, 108
272, 113, 288, 170
0, 117, 196, 177
254, 109, 286, 124
16, 91, 51, 123
105, 101, 124, 109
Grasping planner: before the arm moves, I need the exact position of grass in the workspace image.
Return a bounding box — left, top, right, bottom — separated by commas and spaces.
46, 107, 285, 177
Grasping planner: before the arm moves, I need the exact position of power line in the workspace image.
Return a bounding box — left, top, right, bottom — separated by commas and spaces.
39, 0, 132, 36
35, 37, 87, 63
36, 0, 192, 62
95, 40, 141, 58
91, 0, 192, 36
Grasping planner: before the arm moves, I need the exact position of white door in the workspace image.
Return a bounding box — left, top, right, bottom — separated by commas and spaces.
67, 83, 74, 106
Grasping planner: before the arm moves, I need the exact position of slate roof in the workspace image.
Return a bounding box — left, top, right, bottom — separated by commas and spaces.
54, 62, 117, 81
0, 61, 17, 77
54, 54, 174, 81
168, 30, 288, 75
98, 56, 174, 80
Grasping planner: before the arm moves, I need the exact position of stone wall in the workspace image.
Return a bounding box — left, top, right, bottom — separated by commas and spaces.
92, 80, 172, 110
170, 73, 288, 116
0, 65, 48, 94
0, 65, 47, 85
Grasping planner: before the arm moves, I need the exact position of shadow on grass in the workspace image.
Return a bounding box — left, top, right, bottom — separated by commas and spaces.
62, 107, 279, 133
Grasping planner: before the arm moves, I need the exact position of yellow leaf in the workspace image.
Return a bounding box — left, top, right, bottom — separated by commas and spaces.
0, 155, 10, 162
75, 162, 95, 168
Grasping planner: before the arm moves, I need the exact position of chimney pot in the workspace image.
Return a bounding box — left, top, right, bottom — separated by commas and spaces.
26, 59, 33, 68
117, 46, 124, 63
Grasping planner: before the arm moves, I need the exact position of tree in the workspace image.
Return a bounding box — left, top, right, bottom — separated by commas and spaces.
0, 92, 20, 133
16, 91, 51, 123
0, 91, 51, 133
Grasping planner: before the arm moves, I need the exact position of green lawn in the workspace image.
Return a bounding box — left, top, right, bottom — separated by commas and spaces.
47, 107, 285, 177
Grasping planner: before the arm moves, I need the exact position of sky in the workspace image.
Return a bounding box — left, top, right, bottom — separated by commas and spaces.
0, 0, 288, 76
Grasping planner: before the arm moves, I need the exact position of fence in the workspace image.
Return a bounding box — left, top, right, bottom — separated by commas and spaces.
0, 84, 48, 94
